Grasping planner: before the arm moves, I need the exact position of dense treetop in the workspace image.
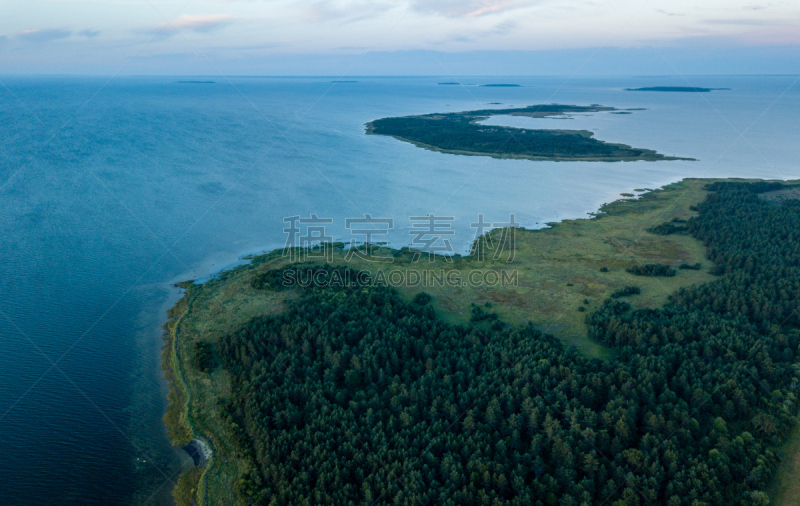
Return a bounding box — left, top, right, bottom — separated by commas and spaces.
205, 182, 800, 505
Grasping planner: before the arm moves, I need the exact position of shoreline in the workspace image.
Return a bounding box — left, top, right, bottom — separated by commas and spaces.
182, 438, 213, 468
367, 130, 694, 162
160, 280, 214, 505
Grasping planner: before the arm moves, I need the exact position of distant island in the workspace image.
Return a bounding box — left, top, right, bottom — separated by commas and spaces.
365, 104, 694, 162
482, 83, 520, 87
627, 86, 729, 93
438, 82, 460, 85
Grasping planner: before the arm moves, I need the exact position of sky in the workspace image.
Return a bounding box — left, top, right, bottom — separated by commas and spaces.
0, 0, 799, 74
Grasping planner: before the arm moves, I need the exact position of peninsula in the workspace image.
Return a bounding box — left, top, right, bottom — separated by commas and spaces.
164, 178, 800, 505
365, 104, 694, 162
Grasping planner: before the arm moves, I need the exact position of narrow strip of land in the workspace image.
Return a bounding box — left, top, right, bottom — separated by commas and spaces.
626, 86, 729, 92
366, 104, 694, 162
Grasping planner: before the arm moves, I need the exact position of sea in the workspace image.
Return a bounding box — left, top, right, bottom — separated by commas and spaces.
0, 75, 798, 505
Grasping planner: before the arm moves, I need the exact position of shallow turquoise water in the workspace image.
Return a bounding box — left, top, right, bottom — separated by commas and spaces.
0, 75, 797, 504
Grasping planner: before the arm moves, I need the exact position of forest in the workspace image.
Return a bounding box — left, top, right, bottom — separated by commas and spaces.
203, 181, 800, 505
365, 105, 692, 162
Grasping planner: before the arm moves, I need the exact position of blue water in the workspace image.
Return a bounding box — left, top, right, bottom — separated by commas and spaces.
0, 75, 798, 504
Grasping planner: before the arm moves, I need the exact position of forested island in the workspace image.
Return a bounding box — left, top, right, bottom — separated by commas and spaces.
627, 87, 729, 93
365, 104, 694, 162
164, 179, 800, 505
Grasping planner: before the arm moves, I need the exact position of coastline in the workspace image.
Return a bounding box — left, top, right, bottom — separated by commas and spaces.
160, 282, 209, 505
161, 261, 289, 505
366, 129, 692, 162
182, 438, 212, 468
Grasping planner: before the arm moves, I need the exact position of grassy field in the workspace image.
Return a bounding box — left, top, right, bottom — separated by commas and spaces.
336, 177, 713, 357
163, 178, 742, 504
769, 423, 800, 505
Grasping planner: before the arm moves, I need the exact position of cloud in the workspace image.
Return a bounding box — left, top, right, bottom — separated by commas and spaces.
299, 1, 397, 23
655, 9, 684, 17
302, 3, 352, 22
141, 14, 233, 39
18, 28, 71, 42
703, 18, 782, 26
172, 14, 233, 33
414, 0, 523, 18
79, 29, 101, 38
492, 19, 518, 34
